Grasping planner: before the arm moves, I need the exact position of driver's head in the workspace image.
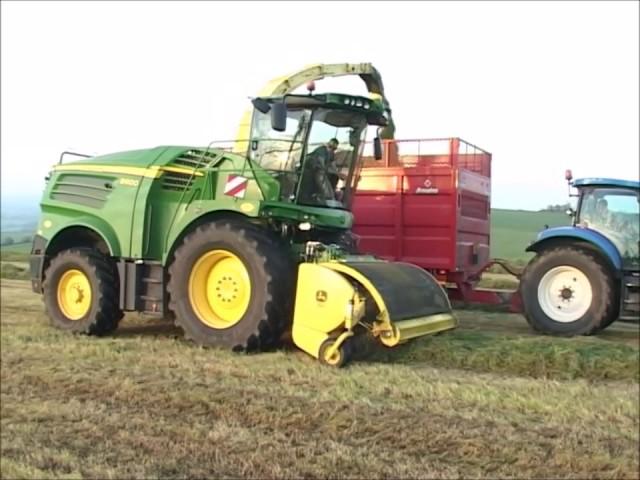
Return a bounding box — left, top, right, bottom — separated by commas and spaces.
597, 198, 608, 211
327, 138, 339, 152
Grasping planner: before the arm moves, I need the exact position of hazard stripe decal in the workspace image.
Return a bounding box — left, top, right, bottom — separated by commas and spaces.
224, 175, 248, 198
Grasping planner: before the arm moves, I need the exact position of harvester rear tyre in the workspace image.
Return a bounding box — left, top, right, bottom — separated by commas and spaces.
167, 220, 295, 352
42, 248, 123, 335
520, 247, 614, 336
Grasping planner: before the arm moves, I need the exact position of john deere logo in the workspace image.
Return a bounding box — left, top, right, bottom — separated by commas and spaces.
316, 290, 328, 302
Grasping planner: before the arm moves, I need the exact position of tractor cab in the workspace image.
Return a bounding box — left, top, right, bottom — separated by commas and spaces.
567, 173, 640, 269
246, 89, 386, 210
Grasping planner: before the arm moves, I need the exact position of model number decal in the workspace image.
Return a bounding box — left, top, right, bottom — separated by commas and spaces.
119, 178, 139, 187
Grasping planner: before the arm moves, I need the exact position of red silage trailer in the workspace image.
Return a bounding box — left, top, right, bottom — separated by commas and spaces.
352, 138, 522, 310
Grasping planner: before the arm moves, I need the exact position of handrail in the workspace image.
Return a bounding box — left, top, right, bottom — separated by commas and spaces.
58, 151, 92, 165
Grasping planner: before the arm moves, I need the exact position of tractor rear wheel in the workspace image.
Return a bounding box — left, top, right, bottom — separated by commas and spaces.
520, 247, 615, 336
42, 248, 123, 335
167, 220, 295, 351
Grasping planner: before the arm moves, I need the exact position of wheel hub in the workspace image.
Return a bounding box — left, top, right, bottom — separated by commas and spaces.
57, 269, 92, 320
538, 266, 592, 322
189, 250, 251, 329
559, 286, 573, 301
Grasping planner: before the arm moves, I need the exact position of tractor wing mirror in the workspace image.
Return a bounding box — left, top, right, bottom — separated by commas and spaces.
271, 102, 287, 132
252, 98, 271, 114
373, 137, 383, 160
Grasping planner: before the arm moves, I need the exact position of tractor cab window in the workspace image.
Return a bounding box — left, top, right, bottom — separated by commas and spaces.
297, 109, 366, 208
249, 108, 310, 174
249, 105, 367, 208
249, 108, 312, 202
579, 188, 640, 264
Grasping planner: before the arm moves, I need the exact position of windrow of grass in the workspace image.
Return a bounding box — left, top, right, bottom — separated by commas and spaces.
368, 328, 639, 383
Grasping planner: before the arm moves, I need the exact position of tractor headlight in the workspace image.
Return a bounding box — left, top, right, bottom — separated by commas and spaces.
299, 222, 312, 231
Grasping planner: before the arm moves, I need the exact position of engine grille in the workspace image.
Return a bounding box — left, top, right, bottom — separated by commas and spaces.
170, 149, 220, 169
161, 171, 194, 192
51, 174, 113, 208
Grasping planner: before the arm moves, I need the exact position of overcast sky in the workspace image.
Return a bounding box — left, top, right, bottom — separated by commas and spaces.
1, 1, 638, 210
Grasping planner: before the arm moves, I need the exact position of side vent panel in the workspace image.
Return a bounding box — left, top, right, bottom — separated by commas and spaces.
162, 172, 194, 192
171, 149, 220, 169
51, 174, 113, 209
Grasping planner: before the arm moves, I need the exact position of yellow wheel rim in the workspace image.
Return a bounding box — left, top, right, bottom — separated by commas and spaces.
323, 344, 342, 366
57, 269, 92, 320
188, 249, 251, 329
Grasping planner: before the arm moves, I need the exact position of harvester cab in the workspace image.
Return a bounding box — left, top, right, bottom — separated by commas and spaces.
244, 88, 386, 212
30, 63, 456, 367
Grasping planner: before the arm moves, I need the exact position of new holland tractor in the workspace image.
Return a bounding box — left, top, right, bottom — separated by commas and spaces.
520, 171, 639, 336
29, 63, 455, 367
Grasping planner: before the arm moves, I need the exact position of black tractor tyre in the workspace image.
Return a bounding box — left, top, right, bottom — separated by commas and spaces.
167, 220, 296, 352
590, 297, 620, 334
42, 248, 123, 335
519, 247, 615, 336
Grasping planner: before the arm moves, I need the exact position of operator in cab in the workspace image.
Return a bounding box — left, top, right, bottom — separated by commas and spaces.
299, 138, 348, 205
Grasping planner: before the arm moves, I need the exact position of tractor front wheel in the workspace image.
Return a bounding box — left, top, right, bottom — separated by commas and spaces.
167, 220, 295, 352
42, 248, 123, 335
520, 247, 615, 336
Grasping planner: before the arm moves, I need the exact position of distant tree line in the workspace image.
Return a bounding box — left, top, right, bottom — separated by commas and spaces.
1, 235, 33, 246
539, 203, 571, 213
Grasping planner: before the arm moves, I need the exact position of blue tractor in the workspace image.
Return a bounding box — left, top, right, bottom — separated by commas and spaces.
520, 172, 639, 336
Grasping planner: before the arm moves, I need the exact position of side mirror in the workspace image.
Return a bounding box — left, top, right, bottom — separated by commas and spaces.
252, 98, 271, 114
373, 137, 383, 160
271, 102, 287, 132
566, 207, 575, 217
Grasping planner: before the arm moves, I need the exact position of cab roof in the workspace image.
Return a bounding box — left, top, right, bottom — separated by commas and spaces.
573, 178, 640, 190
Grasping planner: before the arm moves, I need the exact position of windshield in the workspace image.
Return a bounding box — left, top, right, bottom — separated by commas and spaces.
578, 187, 640, 266
249, 107, 367, 208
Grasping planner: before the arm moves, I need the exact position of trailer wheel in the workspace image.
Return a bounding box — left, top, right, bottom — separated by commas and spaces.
520, 247, 614, 336
42, 248, 123, 335
167, 220, 295, 351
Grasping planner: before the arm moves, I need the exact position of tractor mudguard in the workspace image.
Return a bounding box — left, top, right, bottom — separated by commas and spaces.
527, 226, 622, 272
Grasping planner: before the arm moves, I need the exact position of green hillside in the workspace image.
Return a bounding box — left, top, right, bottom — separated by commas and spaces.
1, 208, 571, 264
490, 209, 570, 263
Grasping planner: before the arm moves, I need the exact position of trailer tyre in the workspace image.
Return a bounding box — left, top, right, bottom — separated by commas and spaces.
167, 220, 295, 352
520, 247, 614, 336
43, 248, 123, 335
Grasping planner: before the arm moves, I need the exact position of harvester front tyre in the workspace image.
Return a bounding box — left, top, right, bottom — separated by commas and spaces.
42, 248, 123, 335
167, 220, 295, 352
318, 338, 352, 368
520, 247, 614, 336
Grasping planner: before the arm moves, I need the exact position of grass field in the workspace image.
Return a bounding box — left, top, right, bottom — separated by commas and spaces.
1, 279, 638, 479
490, 209, 569, 263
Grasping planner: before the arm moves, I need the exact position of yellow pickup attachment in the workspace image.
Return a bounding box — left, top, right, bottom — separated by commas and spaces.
291, 259, 456, 367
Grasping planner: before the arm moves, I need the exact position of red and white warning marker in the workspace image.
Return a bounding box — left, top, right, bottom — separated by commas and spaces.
224, 175, 248, 198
